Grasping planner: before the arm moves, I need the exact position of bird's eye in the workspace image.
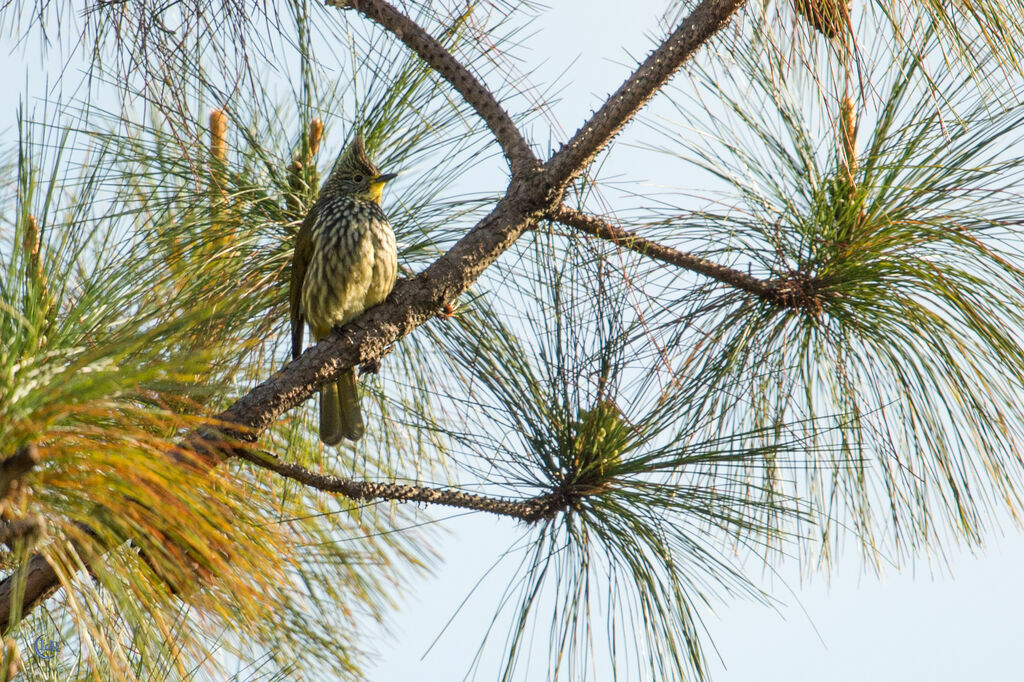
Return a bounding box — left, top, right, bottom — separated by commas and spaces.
353, 174, 364, 183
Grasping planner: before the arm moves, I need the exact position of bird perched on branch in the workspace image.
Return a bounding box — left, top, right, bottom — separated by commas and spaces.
290, 135, 397, 444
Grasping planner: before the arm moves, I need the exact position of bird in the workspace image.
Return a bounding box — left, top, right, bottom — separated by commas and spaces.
289, 135, 398, 444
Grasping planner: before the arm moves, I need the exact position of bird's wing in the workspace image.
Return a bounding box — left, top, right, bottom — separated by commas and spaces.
290, 212, 314, 361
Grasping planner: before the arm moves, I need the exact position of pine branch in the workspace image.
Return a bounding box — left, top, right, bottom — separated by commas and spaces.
0, 519, 41, 549
220, 0, 750, 437
331, 0, 538, 176
0, 0, 747, 632
0, 445, 39, 502
550, 206, 779, 299
545, 0, 747, 187
0, 554, 59, 629
233, 450, 562, 522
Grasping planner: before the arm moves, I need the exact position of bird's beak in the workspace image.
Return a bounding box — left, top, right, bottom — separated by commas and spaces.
369, 173, 398, 204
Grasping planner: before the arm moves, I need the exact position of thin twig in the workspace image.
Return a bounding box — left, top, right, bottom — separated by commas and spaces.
331, 0, 538, 176
551, 206, 778, 299
234, 449, 561, 522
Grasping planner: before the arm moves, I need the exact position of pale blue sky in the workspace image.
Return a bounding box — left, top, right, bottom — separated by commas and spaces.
369, 3, 1024, 679
4, 2, 1024, 681
371, 511, 1024, 681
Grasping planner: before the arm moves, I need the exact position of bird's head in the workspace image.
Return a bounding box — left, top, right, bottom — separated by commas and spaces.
324, 135, 397, 204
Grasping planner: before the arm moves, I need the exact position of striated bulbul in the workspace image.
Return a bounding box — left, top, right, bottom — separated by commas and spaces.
290, 135, 397, 444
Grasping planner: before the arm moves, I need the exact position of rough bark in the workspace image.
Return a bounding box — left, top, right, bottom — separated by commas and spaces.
0, 0, 749, 632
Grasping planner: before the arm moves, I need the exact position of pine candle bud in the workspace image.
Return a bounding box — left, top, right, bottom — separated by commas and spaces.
24, 214, 41, 281
308, 118, 324, 161
839, 95, 857, 180
209, 109, 228, 162
794, 0, 849, 41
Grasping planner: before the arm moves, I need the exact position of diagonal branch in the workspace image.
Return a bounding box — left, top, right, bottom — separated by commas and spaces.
215, 191, 539, 440
234, 449, 561, 522
0, 444, 40, 502
0, 0, 748, 632
0, 520, 41, 548
0, 554, 59, 626
332, 0, 538, 176
551, 206, 779, 300
545, 0, 746, 187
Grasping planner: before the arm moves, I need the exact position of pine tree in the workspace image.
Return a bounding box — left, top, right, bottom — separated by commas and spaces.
2, 0, 1024, 679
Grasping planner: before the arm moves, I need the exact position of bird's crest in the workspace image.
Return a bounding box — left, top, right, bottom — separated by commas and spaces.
336, 135, 380, 177
319, 135, 384, 200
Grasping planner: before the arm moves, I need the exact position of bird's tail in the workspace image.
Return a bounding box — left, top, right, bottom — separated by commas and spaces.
337, 368, 365, 442
319, 381, 343, 446
319, 369, 364, 445
336, 368, 365, 441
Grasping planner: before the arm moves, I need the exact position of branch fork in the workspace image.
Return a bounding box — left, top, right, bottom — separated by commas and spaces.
0, 0, 751, 630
